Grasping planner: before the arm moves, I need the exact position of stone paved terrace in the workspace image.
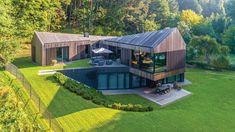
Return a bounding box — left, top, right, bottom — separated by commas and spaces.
102, 80, 192, 106
102, 88, 192, 106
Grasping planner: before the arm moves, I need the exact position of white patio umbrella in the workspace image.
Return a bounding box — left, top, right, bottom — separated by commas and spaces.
92, 48, 113, 54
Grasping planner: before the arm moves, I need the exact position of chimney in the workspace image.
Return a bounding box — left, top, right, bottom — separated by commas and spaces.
84, 32, 89, 37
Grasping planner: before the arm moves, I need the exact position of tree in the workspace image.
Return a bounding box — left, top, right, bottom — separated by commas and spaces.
0, 0, 15, 36
14, 0, 67, 38
212, 46, 230, 69
180, 10, 204, 27
0, 38, 19, 67
0, 0, 19, 67
199, 0, 226, 17
149, 0, 171, 28
223, 26, 235, 53
226, 0, 235, 23
189, 36, 220, 65
178, 0, 202, 14
192, 20, 216, 38
168, 0, 179, 13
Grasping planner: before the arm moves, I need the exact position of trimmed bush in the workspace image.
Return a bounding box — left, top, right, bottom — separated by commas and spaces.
53, 72, 153, 112
54, 72, 68, 85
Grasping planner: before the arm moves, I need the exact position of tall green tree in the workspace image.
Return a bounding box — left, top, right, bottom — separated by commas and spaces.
178, 0, 202, 14
199, 0, 226, 17
168, 0, 179, 13
189, 36, 220, 65
223, 26, 235, 53
0, 0, 15, 36
0, 0, 19, 67
14, 0, 67, 38
226, 0, 235, 23
149, 0, 170, 28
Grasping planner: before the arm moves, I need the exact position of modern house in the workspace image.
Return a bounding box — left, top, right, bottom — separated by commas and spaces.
32, 28, 186, 89
31, 32, 112, 65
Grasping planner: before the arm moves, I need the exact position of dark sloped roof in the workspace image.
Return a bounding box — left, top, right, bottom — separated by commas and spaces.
35, 32, 113, 44
104, 28, 175, 48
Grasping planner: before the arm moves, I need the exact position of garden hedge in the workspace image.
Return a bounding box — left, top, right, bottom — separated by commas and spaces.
53, 72, 153, 112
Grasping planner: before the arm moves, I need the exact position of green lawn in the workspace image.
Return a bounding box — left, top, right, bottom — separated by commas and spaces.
12, 57, 235, 132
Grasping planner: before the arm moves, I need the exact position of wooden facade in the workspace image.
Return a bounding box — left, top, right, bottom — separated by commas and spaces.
31, 32, 109, 66
116, 28, 186, 81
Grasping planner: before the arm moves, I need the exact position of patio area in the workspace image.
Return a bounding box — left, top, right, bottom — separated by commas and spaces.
102, 80, 192, 106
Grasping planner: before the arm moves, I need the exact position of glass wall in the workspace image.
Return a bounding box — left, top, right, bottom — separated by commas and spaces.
98, 74, 108, 90
56, 47, 69, 62
109, 73, 118, 89
97, 73, 129, 90
131, 50, 166, 73
131, 51, 154, 73
154, 53, 167, 73
97, 73, 147, 90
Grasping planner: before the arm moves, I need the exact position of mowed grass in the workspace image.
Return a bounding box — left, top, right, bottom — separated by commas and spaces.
12, 47, 235, 131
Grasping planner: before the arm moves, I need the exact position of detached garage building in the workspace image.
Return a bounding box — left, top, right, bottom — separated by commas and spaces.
31, 32, 111, 66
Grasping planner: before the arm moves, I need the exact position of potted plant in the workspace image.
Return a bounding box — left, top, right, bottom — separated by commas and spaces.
51, 59, 57, 66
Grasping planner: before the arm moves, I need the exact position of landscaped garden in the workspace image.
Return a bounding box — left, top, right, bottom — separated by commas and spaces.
12, 56, 235, 132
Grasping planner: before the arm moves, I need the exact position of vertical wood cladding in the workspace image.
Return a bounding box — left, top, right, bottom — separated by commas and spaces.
46, 48, 56, 65
154, 28, 186, 53
167, 50, 186, 71
76, 45, 86, 59
121, 48, 131, 66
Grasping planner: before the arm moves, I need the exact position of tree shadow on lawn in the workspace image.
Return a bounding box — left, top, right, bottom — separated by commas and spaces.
46, 76, 100, 118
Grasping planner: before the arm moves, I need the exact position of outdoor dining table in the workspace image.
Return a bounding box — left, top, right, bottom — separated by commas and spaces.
155, 85, 171, 95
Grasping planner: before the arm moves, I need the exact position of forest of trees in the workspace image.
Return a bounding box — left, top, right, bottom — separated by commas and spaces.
1, 0, 235, 68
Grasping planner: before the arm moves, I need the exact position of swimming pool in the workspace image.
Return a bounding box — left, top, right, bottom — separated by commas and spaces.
59, 66, 148, 90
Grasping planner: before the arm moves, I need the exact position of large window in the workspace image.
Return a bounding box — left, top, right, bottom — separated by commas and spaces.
98, 74, 108, 89
56, 47, 69, 62
109, 73, 118, 89
154, 53, 167, 73
131, 51, 166, 73
131, 51, 154, 73
117, 73, 125, 89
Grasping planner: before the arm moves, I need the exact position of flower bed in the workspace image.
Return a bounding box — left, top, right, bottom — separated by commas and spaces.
53, 72, 153, 112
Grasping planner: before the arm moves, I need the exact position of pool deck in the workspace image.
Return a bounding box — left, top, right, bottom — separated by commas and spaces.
38, 61, 127, 75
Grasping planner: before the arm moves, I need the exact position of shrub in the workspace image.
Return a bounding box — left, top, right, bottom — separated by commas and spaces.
54, 72, 68, 85
53, 72, 153, 112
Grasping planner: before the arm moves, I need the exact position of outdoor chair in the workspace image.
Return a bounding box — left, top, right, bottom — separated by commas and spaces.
98, 60, 105, 66
106, 60, 113, 65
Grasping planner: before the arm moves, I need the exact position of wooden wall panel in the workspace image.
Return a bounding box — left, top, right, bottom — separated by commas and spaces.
167, 50, 186, 71
153, 68, 185, 80
45, 48, 56, 65
154, 28, 186, 53
76, 45, 86, 59
69, 43, 77, 60
130, 68, 185, 81
31, 34, 43, 65
121, 48, 131, 66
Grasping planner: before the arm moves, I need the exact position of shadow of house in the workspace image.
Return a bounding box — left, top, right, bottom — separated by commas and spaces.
46, 76, 99, 118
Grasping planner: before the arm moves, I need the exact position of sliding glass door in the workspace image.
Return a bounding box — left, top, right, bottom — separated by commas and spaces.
56, 47, 69, 62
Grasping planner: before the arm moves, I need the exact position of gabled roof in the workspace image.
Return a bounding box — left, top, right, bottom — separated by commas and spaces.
35, 32, 113, 45
104, 28, 175, 48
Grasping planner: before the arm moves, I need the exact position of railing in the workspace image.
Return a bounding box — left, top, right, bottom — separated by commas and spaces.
5, 63, 64, 132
